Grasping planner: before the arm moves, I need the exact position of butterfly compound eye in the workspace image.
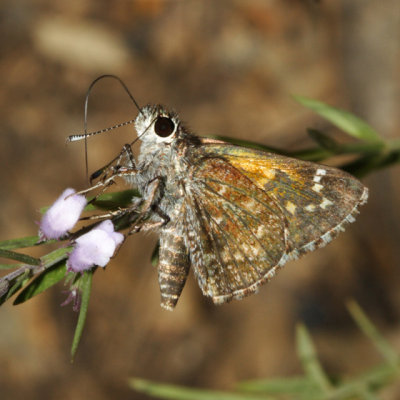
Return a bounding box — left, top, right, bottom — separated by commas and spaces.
154, 116, 175, 137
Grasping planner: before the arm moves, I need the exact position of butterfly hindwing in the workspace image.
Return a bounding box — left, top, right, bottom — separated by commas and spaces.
185, 155, 288, 304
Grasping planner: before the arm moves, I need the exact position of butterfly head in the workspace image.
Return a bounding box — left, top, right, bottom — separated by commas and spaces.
135, 105, 181, 145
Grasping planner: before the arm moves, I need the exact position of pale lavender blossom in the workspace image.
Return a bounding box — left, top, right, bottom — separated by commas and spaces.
67, 220, 124, 273
39, 188, 86, 240
61, 288, 81, 312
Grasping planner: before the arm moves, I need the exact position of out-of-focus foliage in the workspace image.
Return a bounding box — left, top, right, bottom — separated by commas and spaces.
130, 301, 400, 400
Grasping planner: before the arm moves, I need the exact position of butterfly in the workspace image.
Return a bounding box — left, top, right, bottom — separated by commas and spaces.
82, 104, 368, 310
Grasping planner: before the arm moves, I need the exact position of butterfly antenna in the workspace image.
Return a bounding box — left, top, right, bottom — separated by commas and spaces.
67, 74, 143, 183
67, 119, 137, 142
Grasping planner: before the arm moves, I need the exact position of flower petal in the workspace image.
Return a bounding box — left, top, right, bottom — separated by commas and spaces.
67, 220, 123, 273
40, 188, 86, 239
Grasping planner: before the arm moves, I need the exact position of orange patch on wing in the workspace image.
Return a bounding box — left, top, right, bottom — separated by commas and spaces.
225, 157, 277, 188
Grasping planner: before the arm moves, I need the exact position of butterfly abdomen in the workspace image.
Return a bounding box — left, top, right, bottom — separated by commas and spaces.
157, 211, 190, 311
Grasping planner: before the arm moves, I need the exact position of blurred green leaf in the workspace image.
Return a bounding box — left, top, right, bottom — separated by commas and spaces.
71, 270, 93, 361
0, 247, 71, 306
237, 376, 317, 394
379, 150, 400, 168
0, 263, 24, 270
0, 248, 40, 265
353, 363, 399, 393
347, 300, 399, 367
356, 388, 380, 400
0, 236, 41, 250
88, 189, 140, 210
13, 262, 66, 305
340, 154, 381, 178
129, 378, 271, 400
210, 135, 291, 155
40, 247, 71, 268
294, 96, 382, 143
293, 147, 334, 162
296, 324, 332, 393
0, 268, 32, 305
316, 364, 398, 400
307, 129, 340, 152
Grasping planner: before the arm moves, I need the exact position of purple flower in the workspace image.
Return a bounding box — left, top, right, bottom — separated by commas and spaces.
61, 288, 81, 312
39, 188, 86, 240
67, 220, 124, 273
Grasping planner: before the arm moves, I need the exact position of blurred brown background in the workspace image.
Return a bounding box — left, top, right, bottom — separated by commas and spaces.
0, 1, 399, 399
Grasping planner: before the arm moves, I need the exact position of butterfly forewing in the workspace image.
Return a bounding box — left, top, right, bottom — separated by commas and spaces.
183, 141, 368, 304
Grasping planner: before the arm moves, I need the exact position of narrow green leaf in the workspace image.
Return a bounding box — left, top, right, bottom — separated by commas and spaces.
340, 154, 379, 178
338, 141, 385, 155
210, 135, 290, 155
211, 134, 339, 163
129, 378, 271, 400
237, 376, 318, 394
0, 263, 24, 270
296, 324, 332, 393
347, 300, 399, 367
7, 271, 31, 299
0, 248, 40, 265
40, 247, 71, 268
294, 147, 334, 162
342, 149, 400, 178
0, 236, 40, 250
307, 129, 340, 152
90, 189, 141, 210
372, 149, 400, 171
294, 96, 382, 143
353, 363, 399, 393
71, 271, 93, 361
0, 280, 8, 298
0, 268, 32, 305
13, 262, 66, 305
0, 247, 71, 306
319, 364, 398, 400
112, 209, 141, 231
355, 387, 380, 400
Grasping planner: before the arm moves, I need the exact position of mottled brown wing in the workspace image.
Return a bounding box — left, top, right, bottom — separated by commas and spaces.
199, 143, 368, 255
185, 157, 289, 304
185, 141, 368, 304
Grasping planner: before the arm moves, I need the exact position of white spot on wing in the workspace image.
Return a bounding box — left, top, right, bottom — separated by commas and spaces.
313, 169, 326, 182
285, 201, 296, 215
320, 197, 334, 209
313, 175, 322, 183
321, 231, 332, 244
303, 242, 316, 252
312, 183, 323, 193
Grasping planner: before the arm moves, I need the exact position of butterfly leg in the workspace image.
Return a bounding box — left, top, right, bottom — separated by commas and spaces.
90, 144, 136, 184
127, 177, 170, 233
75, 166, 137, 200
75, 148, 139, 222
79, 207, 133, 221
73, 144, 138, 202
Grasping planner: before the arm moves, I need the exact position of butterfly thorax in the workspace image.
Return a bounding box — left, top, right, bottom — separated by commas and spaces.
135, 133, 197, 220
